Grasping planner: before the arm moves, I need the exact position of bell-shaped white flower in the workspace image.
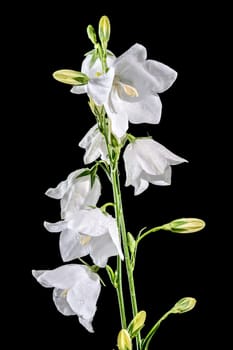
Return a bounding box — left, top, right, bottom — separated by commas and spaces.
123, 138, 187, 195
44, 207, 124, 267
71, 44, 177, 138
79, 124, 108, 164
45, 169, 101, 219
71, 54, 115, 106
32, 264, 101, 332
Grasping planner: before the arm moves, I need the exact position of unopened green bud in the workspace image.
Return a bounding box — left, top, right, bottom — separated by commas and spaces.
98, 15, 111, 48
171, 297, 197, 314
87, 25, 97, 44
128, 310, 146, 337
164, 218, 206, 234
117, 329, 132, 350
127, 232, 136, 257
53, 69, 89, 85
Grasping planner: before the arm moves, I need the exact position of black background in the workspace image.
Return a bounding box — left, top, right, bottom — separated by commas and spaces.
11, 2, 226, 349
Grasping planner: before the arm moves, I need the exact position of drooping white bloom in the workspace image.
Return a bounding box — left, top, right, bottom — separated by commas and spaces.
123, 138, 187, 195
79, 124, 108, 164
71, 44, 177, 137
44, 207, 124, 267
71, 54, 115, 106
45, 169, 101, 219
32, 264, 101, 332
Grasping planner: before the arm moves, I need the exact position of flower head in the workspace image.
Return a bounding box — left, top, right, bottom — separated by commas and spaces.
79, 124, 108, 164
123, 138, 187, 195
44, 207, 123, 267
32, 264, 101, 332
45, 169, 101, 219
71, 44, 177, 138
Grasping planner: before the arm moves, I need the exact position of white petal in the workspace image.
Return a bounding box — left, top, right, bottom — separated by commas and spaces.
87, 67, 115, 105
89, 235, 116, 267
123, 138, 187, 195
32, 264, 87, 289
126, 95, 162, 125
146, 139, 188, 165
144, 59, 177, 93
70, 85, 87, 95
82, 176, 101, 207
44, 220, 67, 233
106, 216, 124, 260
32, 270, 52, 288
84, 136, 108, 164
69, 208, 111, 237
115, 43, 177, 100
105, 89, 129, 138
134, 139, 168, 175
79, 124, 99, 149
53, 288, 76, 316
81, 55, 102, 77
115, 48, 154, 101
59, 228, 90, 262
89, 216, 123, 267
115, 43, 147, 72
79, 124, 108, 164
79, 317, 94, 333
134, 178, 149, 196
45, 169, 85, 199
81, 54, 115, 78
149, 166, 172, 186
106, 109, 129, 138
67, 268, 101, 332
61, 175, 101, 219
123, 144, 142, 186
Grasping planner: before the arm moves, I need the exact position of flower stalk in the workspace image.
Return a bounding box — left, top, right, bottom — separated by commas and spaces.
32, 15, 205, 350
110, 160, 141, 349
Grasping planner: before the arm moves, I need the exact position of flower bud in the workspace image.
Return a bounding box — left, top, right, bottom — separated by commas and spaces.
171, 297, 197, 314
128, 310, 146, 337
117, 329, 132, 350
164, 218, 206, 234
127, 232, 136, 257
87, 24, 97, 44
98, 15, 111, 48
53, 70, 89, 85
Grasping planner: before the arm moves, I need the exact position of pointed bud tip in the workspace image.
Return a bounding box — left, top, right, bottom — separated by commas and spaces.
164, 218, 206, 234
117, 329, 132, 350
87, 24, 97, 44
98, 15, 111, 47
172, 297, 197, 314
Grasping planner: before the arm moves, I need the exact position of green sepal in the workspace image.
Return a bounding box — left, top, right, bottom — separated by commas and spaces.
106, 265, 117, 288
76, 169, 91, 178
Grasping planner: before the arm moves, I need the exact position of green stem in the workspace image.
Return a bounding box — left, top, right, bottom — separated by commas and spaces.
111, 165, 141, 350
116, 255, 127, 328
137, 226, 162, 244
101, 119, 127, 330
142, 311, 172, 350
